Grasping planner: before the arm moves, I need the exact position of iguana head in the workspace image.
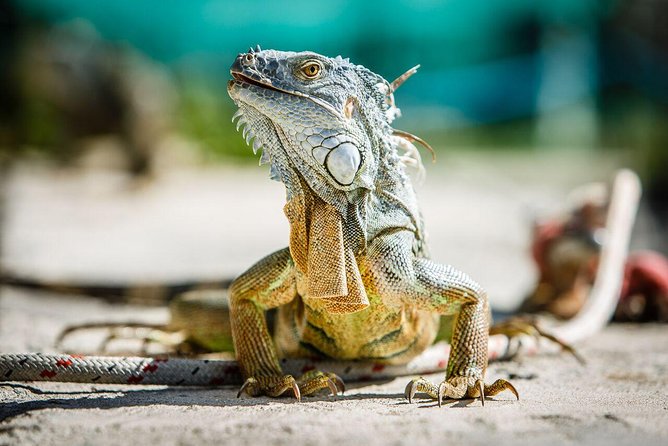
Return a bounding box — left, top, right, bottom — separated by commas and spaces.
227, 47, 406, 204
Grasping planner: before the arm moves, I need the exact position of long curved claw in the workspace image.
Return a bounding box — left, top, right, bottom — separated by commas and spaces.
405, 380, 418, 404
237, 377, 255, 398
329, 374, 345, 394
292, 380, 302, 402
437, 382, 446, 408
476, 379, 485, 407
326, 378, 338, 397
485, 379, 519, 401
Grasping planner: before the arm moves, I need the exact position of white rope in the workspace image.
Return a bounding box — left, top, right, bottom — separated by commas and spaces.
0, 336, 533, 386
553, 169, 641, 343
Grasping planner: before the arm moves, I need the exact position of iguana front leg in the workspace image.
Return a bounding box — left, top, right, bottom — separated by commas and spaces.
230, 248, 341, 400
368, 233, 518, 406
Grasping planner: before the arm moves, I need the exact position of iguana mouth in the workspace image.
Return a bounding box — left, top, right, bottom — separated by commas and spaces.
230, 72, 285, 94
229, 70, 341, 118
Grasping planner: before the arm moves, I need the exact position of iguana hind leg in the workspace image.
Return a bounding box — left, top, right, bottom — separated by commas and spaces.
55, 288, 236, 356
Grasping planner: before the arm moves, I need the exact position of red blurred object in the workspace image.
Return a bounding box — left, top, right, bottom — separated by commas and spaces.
523, 201, 668, 322
617, 251, 668, 322
521, 201, 604, 319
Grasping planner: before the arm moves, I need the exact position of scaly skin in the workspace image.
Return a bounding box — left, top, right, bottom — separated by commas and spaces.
227, 47, 516, 403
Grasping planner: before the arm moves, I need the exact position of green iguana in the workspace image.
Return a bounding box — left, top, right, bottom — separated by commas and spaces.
225, 47, 515, 403
0, 47, 641, 406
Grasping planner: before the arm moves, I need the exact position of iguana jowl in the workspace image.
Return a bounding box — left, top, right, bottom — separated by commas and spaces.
227, 47, 517, 403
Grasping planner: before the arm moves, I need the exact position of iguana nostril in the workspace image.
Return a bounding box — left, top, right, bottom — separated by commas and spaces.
243, 53, 255, 65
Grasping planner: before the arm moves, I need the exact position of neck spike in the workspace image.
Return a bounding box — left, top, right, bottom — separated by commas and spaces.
390, 65, 420, 93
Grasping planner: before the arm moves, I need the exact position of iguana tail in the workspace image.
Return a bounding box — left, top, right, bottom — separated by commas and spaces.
0, 273, 234, 305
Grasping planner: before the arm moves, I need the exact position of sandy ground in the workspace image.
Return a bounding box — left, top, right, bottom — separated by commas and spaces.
1, 151, 667, 445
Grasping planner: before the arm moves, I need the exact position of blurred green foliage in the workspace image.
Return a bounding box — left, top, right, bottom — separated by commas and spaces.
178, 78, 249, 162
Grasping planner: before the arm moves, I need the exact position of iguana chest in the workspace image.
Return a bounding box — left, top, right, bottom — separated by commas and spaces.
274, 280, 439, 365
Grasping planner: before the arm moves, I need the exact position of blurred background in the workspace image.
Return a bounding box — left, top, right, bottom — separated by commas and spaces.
2, 1, 667, 169
0, 0, 666, 308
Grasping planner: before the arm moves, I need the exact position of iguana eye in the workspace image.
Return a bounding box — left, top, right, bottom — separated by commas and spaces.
300, 61, 322, 79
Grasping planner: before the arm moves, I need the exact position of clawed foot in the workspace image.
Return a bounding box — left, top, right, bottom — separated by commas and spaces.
237, 371, 345, 401
56, 322, 190, 355
490, 315, 585, 364
404, 376, 518, 407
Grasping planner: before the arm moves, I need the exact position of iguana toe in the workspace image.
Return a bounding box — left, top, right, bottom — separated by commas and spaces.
297, 370, 345, 397
405, 376, 439, 404
483, 378, 519, 400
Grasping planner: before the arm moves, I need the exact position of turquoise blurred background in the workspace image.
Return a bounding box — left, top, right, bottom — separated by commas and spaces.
1, 0, 666, 197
